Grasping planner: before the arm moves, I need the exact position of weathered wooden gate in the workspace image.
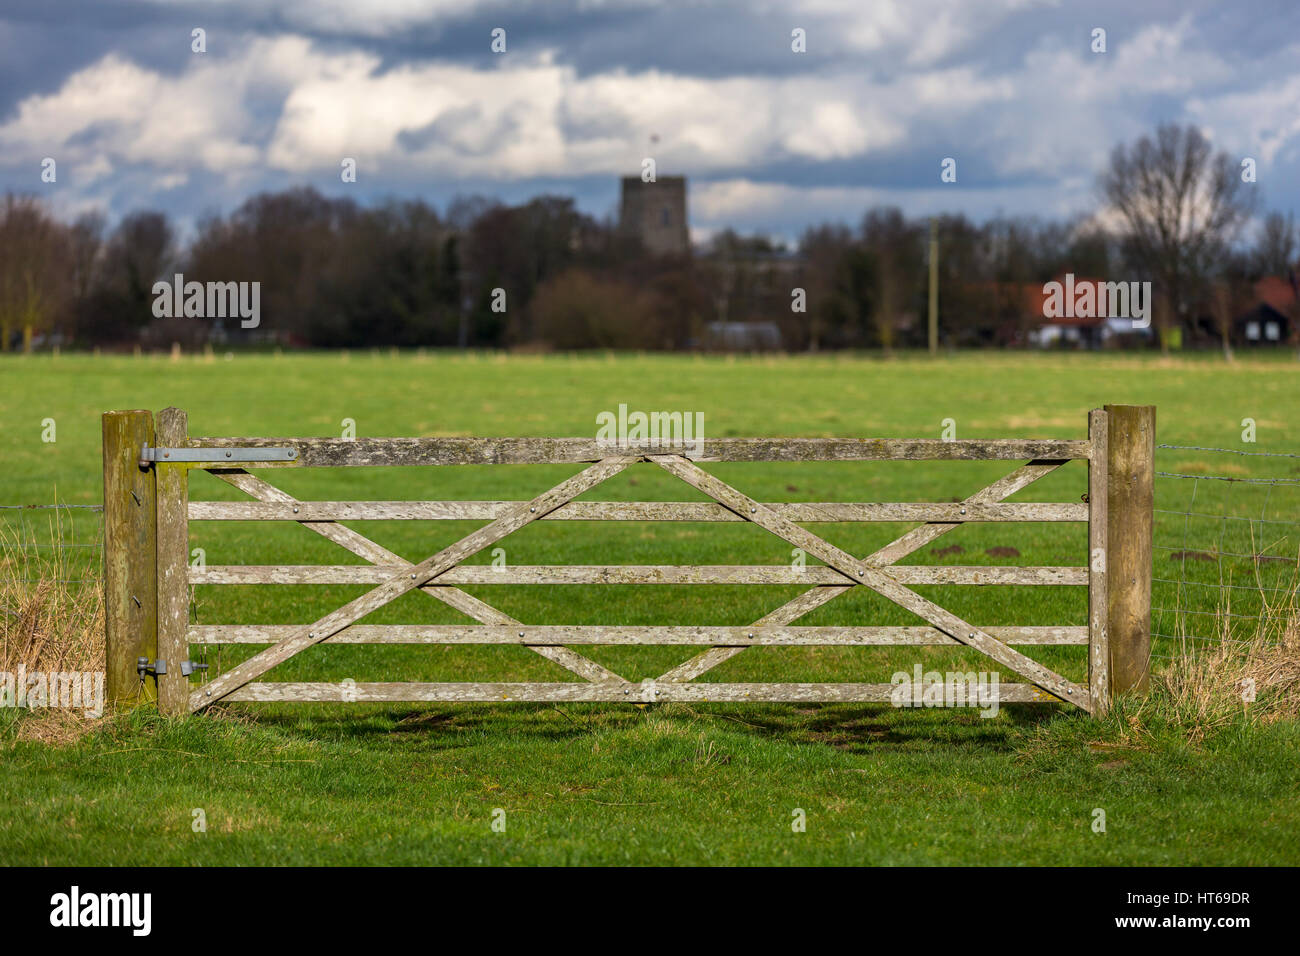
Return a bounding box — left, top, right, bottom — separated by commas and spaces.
102, 405, 1153, 717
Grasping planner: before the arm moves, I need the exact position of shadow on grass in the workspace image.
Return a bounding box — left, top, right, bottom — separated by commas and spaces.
208, 698, 1071, 756
691, 701, 1063, 754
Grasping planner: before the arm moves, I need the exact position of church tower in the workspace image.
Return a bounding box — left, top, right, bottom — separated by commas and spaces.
619, 176, 689, 256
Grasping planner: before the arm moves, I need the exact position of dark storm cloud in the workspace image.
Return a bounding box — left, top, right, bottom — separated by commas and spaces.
0, 0, 1296, 242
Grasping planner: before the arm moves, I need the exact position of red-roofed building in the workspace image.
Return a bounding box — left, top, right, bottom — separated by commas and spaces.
1234, 273, 1298, 346
1028, 274, 1154, 347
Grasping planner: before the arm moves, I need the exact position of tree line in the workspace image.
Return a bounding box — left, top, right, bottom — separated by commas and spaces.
1, 124, 1295, 352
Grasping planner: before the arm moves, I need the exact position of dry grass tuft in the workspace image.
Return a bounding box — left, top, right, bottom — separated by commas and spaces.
0, 512, 106, 743
1127, 558, 1300, 744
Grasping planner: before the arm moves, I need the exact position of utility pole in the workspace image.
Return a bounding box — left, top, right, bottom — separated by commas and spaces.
928, 217, 939, 355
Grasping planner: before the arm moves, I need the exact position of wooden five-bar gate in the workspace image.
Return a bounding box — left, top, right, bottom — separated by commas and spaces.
102, 405, 1154, 717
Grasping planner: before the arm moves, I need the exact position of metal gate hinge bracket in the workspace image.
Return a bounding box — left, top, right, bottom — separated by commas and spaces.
137, 656, 167, 679
139, 443, 297, 466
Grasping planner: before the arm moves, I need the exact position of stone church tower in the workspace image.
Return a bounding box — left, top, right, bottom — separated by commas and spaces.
619, 176, 690, 256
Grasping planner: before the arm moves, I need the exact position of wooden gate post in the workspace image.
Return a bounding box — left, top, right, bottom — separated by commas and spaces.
155, 407, 191, 716
1104, 404, 1155, 696
1087, 409, 1109, 716
102, 410, 157, 706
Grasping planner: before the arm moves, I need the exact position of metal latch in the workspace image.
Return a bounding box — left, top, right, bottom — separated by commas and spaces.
180, 660, 208, 677
137, 656, 166, 679
139, 444, 297, 466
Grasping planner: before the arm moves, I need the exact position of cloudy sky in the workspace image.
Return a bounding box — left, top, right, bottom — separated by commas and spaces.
1, 0, 1297, 245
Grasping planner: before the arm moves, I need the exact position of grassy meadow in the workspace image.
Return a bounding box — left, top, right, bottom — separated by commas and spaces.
2, 349, 1298, 865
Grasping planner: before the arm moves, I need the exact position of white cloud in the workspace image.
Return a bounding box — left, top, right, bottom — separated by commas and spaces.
1, 3, 1295, 235
0, 38, 327, 178
268, 53, 573, 177
792, 0, 1053, 64
969, 19, 1237, 182
1, 35, 920, 190
1186, 70, 1300, 167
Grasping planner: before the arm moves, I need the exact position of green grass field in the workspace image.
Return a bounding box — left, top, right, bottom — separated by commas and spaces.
2, 350, 1299, 865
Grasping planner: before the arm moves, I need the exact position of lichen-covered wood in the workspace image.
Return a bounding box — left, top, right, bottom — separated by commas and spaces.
189, 500, 1085, 523
191, 564, 1087, 586
657, 458, 1073, 684
650, 454, 1088, 706
1105, 404, 1155, 695
188, 457, 633, 711
223, 681, 1062, 704
154, 407, 190, 716
85, 407, 1144, 719
102, 410, 157, 705
205, 469, 621, 685
1088, 409, 1110, 715
188, 624, 1088, 645
184, 435, 1091, 467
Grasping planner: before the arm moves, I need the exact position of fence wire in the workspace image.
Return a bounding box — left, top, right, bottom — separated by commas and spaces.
1152, 443, 1299, 661
0, 503, 104, 585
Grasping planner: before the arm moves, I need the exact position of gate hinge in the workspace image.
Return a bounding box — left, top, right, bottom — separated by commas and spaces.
138, 657, 208, 678
139, 443, 298, 466
137, 656, 166, 679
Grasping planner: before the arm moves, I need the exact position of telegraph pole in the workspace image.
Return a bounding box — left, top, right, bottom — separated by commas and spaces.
928, 217, 939, 355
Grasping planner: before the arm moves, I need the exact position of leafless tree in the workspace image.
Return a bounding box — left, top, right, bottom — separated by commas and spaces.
0, 194, 72, 351
1253, 211, 1296, 277
1100, 123, 1257, 351
860, 208, 924, 353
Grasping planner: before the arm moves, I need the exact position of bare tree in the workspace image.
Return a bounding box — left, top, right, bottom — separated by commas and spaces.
1100, 124, 1257, 352
860, 208, 923, 353
0, 194, 72, 351
1209, 280, 1253, 364
1253, 211, 1296, 277
796, 224, 854, 351
68, 211, 105, 301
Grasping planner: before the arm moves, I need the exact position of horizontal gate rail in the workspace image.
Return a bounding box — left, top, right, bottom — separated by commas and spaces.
101, 406, 1155, 719
190, 564, 1088, 586
223, 682, 1064, 704
188, 624, 1090, 645
188, 500, 1087, 522
181, 436, 1092, 466
190, 456, 636, 711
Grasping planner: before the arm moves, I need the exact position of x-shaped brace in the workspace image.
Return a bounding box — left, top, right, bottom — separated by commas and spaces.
191, 457, 635, 710
650, 456, 1086, 706
203, 470, 624, 685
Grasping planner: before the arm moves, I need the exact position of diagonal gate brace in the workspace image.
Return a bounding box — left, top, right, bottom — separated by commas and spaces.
649, 455, 1089, 710
190, 457, 634, 711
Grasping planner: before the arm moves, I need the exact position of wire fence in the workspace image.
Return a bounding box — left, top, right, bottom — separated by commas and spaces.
0, 503, 104, 585
1153, 443, 1299, 661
